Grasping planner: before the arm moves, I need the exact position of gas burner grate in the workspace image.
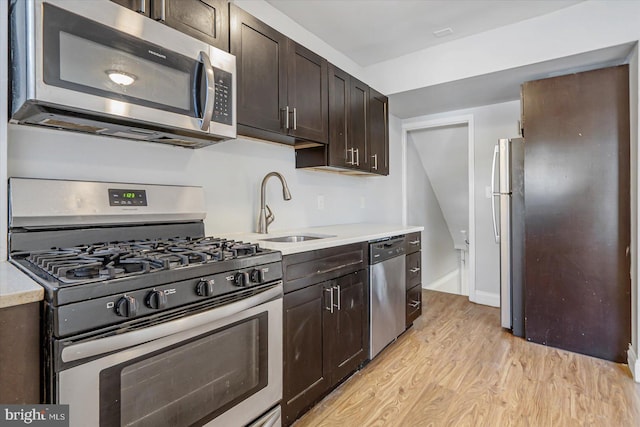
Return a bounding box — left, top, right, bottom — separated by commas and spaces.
20, 236, 268, 285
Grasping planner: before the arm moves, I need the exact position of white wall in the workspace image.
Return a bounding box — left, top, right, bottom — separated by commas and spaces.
366, 0, 640, 96
410, 124, 469, 249
7, 125, 402, 234
404, 101, 520, 301
406, 134, 457, 286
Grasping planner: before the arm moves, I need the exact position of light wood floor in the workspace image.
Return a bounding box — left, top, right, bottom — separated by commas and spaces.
295, 290, 640, 426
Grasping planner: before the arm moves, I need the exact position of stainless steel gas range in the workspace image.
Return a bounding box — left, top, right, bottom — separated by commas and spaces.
8, 178, 282, 427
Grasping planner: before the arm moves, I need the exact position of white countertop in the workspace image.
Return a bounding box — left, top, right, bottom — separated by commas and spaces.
220, 223, 424, 255
0, 261, 44, 309
0, 223, 422, 308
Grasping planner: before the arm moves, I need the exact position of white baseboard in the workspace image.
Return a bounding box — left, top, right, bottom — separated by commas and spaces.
423, 269, 460, 294
472, 290, 500, 307
628, 345, 640, 382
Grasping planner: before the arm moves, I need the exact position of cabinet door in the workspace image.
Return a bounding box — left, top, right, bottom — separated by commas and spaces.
287, 41, 328, 144
110, 0, 151, 14
230, 4, 288, 134
327, 64, 351, 168
152, 0, 229, 51
406, 284, 422, 328
368, 88, 389, 175
349, 77, 369, 170
327, 270, 368, 385
405, 232, 422, 254
283, 282, 331, 425
406, 252, 421, 289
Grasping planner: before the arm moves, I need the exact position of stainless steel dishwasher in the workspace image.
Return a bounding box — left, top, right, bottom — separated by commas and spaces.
369, 235, 406, 359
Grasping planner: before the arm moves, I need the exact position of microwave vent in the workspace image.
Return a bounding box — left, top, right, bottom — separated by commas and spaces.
39, 118, 107, 133
110, 131, 154, 140
152, 137, 202, 148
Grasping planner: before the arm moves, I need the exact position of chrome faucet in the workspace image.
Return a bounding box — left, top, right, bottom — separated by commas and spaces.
257, 172, 292, 234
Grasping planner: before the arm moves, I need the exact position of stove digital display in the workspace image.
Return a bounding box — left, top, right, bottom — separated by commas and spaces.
108, 189, 148, 206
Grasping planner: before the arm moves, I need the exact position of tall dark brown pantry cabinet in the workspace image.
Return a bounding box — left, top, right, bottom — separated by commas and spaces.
523, 65, 630, 362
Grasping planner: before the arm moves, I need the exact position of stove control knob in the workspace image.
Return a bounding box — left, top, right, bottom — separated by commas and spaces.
196, 279, 215, 297
115, 295, 138, 318
234, 272, 250, 287
146, 289, 167, 309
249, 268, 263, 283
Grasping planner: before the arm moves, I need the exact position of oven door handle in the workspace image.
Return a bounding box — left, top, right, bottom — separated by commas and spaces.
61, 284, 282, 363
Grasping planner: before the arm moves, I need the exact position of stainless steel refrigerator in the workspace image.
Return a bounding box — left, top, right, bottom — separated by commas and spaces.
491, 138, 524, 337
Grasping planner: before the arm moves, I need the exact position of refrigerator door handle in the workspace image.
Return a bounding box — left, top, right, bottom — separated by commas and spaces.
491, 145, 500, 243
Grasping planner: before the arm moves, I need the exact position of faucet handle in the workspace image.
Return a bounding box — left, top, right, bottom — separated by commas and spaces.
265, 204, 275, 226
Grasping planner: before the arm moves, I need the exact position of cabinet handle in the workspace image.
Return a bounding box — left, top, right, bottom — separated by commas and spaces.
281, 106, 289, 130
333, 285, 341, 310
138, 0, 146, 14
155, 0, 166, 21
292, 107, 297, 130
409, 240, 420, 245
409, 300, 421, 308
372, 154, 378, 170
346, 148, 354, 165
324, 287, 334, 313
354, 148, 360, 166
410, 267, 421, 273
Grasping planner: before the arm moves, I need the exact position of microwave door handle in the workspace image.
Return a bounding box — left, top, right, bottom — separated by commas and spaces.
197, 51, 215, 131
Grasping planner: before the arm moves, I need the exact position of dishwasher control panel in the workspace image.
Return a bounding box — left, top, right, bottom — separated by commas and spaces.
369, 235, 406, 265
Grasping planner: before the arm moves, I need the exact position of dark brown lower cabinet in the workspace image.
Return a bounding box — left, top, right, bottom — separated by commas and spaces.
283, 269, 368, 425
405, 231, 423, 328
406, 284, 422, 327
0, 302, 41, 404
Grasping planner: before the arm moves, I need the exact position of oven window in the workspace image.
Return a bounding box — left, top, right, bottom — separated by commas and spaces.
100, 313, 268, 427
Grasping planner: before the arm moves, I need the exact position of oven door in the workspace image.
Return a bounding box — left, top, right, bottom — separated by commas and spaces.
57, 286, 282, 427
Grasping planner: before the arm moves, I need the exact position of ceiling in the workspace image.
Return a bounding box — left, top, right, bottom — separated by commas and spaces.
265, 0, 632, 117
390, 42, 634, 118
265, 0, 583, 67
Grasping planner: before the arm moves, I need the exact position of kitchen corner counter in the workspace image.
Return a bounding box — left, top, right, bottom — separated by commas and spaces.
0, 261, 44, 308
224, 223, 424, 255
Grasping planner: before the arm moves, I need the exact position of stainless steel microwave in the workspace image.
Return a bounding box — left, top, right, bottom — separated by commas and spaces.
10, 0, 236, 148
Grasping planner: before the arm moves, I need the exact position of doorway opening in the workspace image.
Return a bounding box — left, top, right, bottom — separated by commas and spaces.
401, 115, 475, 299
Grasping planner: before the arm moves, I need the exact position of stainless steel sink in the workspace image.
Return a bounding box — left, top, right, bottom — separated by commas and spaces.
259, 234, 335, 243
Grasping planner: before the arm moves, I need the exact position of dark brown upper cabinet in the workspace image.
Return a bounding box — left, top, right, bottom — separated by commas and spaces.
368, 88, 389, 175
326, 64, 350, 169
349, 76, 369, 171
296, 64, 389, 175
287, 42, 329, 144
110, 0, 151, 14
110, 0, 229, 51
230, 5, 328, 146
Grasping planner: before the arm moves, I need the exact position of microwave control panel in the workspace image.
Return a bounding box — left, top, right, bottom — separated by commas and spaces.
212, 68, 233, 126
